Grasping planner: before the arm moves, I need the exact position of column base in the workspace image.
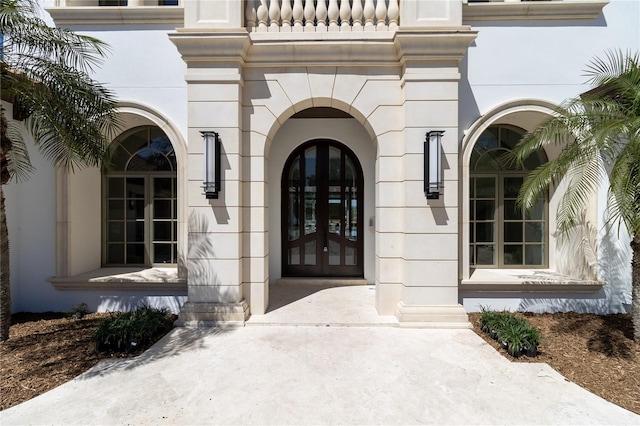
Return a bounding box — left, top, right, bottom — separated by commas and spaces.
175, 300, 250, 327
395, 302, 471, 329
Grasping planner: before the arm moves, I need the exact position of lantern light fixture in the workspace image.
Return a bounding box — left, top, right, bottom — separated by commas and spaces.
201, 131, 221, 199
424, 130, 444, 199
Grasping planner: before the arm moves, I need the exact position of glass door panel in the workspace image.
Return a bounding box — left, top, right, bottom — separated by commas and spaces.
282, 140, 363, 277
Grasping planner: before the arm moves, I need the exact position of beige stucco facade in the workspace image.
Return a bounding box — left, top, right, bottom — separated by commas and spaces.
171, 0, 476, 326
8, 0, 635, 319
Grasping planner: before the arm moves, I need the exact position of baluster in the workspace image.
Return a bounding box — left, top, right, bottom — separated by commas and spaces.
292, 0, 303, 31
304, 0, 316, 31
316, 0, 328, 31
328, 0, 339, 30
363, 0, 375, 31
339, 0, 351, 29
387, 0, 400, 30
351, 0, 363, 30
388, 0, 399, 30
281, 0, 293, 31
257, 0, 269, 31
269, 0, 281, 31
375, 0, 387, 30
245, 0, 257, 31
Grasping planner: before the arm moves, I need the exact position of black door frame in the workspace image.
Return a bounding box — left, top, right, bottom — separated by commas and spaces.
281, 139, 364, 277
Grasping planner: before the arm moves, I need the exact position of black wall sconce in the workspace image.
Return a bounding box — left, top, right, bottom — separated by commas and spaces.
424, 130, 444, 199
201, 131, 221, 199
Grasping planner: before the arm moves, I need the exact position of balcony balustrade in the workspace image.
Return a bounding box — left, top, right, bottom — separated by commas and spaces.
245, 0, 400, 32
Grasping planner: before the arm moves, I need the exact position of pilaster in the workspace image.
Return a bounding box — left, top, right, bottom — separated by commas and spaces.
171, 30, 251, 325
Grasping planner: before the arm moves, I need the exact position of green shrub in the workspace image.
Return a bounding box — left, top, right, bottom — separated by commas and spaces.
66, 302, 90, 319
478, 308, 542, 358
93, 306, 173, 353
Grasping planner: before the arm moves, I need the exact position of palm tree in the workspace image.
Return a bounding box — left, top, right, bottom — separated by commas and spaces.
0, 0, 119, 341
511, 50, 640, 342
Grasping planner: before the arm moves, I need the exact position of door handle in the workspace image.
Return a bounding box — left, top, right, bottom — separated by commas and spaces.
323, 232, 328, 252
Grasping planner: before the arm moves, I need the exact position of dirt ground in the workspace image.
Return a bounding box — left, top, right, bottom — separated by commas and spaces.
1, 312, 639, 415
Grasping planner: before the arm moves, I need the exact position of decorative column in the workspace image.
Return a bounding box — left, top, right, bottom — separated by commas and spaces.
170, 23, 251, 325
391, 23, 477, 326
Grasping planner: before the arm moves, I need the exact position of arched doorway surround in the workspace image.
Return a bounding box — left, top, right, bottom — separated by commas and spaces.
281, 139, 364, 277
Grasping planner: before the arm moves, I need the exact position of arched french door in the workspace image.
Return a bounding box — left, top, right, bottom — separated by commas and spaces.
282, 140, 364, 277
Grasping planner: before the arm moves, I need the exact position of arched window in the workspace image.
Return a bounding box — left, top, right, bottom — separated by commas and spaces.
470, 125, 547, 268
103, 126, 177, 266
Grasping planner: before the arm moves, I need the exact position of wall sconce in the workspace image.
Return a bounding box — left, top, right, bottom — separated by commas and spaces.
201, 131, 221, 199
424, 130, 444, 199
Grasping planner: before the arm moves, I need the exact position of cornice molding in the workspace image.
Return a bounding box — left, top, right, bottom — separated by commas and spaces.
169, 29, 250, 67
170, 28, 477, 71
462, 0, 609, 22
45, 6, 184, 26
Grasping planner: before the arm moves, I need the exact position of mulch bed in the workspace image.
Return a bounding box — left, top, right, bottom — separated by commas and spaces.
469, 312, 640, 415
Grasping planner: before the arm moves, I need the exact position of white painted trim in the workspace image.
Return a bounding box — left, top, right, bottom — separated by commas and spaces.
462, 0, 608, 22
45, 6, 184, 26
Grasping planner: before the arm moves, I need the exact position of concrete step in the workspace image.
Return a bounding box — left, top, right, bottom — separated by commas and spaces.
276, 277, 368, 286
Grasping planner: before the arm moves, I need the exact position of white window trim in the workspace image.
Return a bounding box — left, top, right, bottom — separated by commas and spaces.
52, 102, 188, 289
463, 0, 608, 22
45, 6, 184, 26
459, 99, 602, 291
49, 267, 186, 291
460, 268, 604, 293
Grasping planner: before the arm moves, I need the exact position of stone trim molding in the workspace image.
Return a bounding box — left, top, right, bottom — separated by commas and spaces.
49, 267, 187, 291
460, 269, 605, 293
45, 6, 184, 26
462, 0, 609, 22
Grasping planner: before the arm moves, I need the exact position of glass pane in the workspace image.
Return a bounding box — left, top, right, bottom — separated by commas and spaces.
523, 151, 546, 171
126, 244, 145, 264
127, 221, 145, 242
329, 240, 340, 266
110, 146, 130, 171
469, 200, 475, 220
288, 247, 300, 265
154, 177, 173, 198
504, 222, 523, 242
127, 200, 145, 220
525, 222, 544, 242
154, 221, 172, 241
120, 127, 148, 154
127, 149, 171, 172
328, 147, 342, 236
288, 157, 301, 241
500, 127, 523, 151
304, 147, 317, 236
153, 244, 172, 264
154, 200, 172, 219
504, 200, 522, 220
126, 178, 145, 199
107, 244, 124, 264
107, 200, 124, 220
503, 245, 523, 265
475, 177, 495, 198
345, 246, 356, 266
504, 177, 523, 198
474, 151, 502, 171
525, 199, 545, 220
345, 156, 358, 242
107, 222, 124, 242
149, 130, 173, 154
304, 241, 316, 265
525, 245, 544, 265
475, 223, 494, 243
475, 200, 495, 221
475, 245, 495, 265
107, 178, 124, 198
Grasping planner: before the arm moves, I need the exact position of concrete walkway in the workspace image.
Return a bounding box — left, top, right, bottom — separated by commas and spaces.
2, 285, 638, 425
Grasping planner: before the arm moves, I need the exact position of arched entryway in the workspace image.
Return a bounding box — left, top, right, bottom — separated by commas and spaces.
281, 139, 364, 277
